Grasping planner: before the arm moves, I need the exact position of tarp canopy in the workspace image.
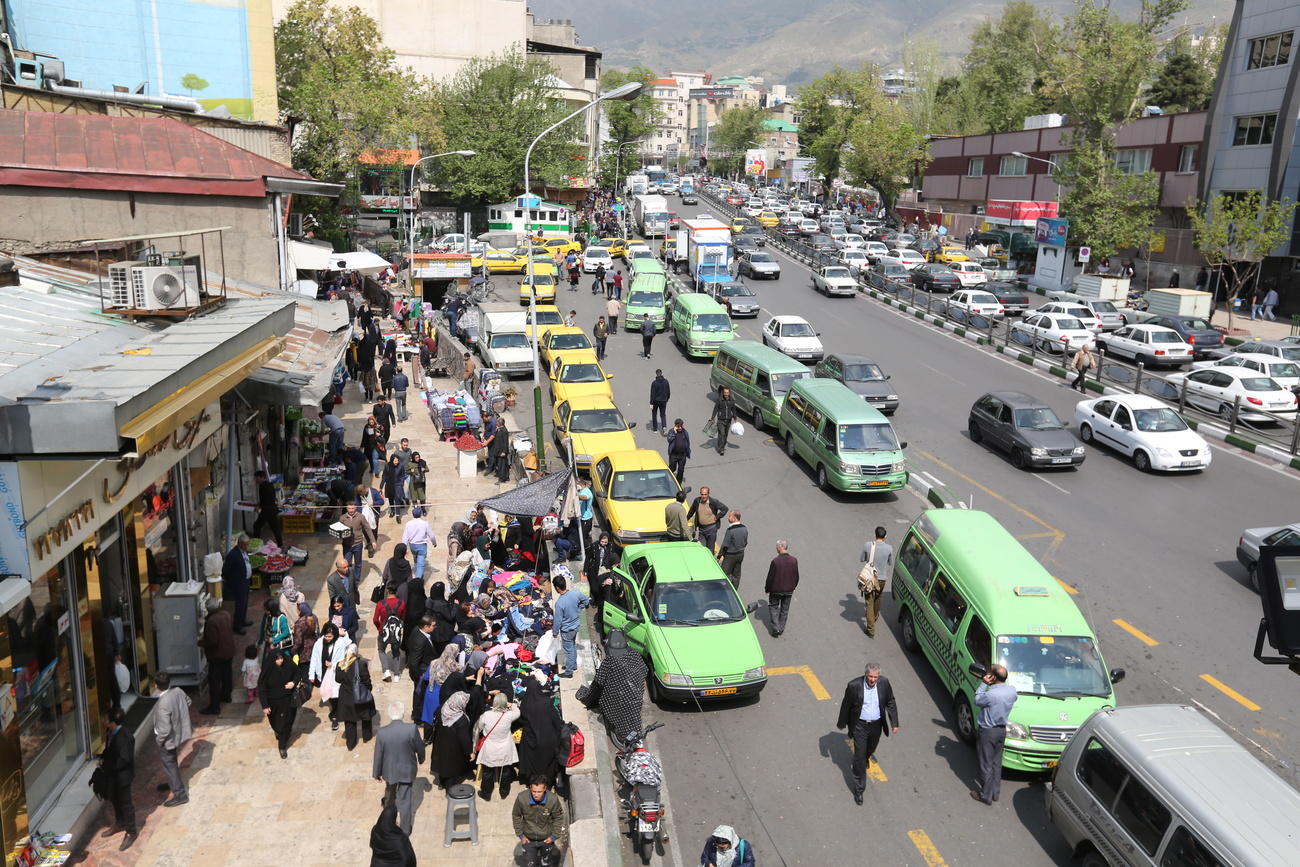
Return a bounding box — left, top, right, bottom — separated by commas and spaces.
288, 239, 336, 272
478, 469, 572, 518
331, 250, 391, 273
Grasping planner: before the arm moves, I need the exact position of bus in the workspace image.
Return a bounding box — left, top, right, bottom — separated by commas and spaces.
486, 199, 574, 239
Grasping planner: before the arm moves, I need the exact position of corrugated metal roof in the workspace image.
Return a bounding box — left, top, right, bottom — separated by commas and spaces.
0, 109, 308, 198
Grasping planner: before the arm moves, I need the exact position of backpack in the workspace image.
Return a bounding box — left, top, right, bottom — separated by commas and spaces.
557, 722, 585, 768
857, 541, 883, 596
380, 611, 404, 654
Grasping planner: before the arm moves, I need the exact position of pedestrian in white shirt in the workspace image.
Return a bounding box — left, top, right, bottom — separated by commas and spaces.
401, 506, 437, 578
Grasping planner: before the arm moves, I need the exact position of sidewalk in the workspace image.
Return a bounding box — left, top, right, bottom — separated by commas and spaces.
74, 372, 535, 866
1209, 306, 1298, 342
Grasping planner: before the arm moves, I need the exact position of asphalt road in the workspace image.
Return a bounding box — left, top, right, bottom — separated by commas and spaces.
504, 198, 1300, 866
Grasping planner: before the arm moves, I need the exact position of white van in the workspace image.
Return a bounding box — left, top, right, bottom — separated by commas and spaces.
1046, 704, 1300, 866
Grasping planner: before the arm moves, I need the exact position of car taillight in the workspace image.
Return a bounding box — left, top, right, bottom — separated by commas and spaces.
1247, 396, 1263, 406
1154, 350, 1165, 355
642, 809, 659, 822
1188, 335, 1196, 344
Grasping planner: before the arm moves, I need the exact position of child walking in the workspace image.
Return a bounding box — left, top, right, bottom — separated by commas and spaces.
242, 644, 261, 702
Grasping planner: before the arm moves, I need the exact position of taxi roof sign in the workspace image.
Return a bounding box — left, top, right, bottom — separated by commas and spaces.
1014, 585, 1050, 597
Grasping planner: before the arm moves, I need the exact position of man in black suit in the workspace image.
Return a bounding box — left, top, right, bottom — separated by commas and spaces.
836, 662, 900, 805
221, 534, 252, 634
100, 705, 138, 849
373, 700, 426, 834
405, 615, 437, 727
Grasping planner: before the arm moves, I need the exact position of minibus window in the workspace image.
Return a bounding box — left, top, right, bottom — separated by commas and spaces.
1114, 773, 1172, 856
1079, 738, 1126, 809
1160, 827, 1224, 867
899, 534, 936, 592
964, 616, 991, 666
755, 371, 772, 397
927, 574, 968, 633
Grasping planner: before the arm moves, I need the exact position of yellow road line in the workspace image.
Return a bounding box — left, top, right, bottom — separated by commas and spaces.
907, 830, 948, 867
1054, 577, 1079, 595
868, 757, 888, 782
767, 665, 831, 700
1112, 618, 1159, 647
1200, 674, 1261, 711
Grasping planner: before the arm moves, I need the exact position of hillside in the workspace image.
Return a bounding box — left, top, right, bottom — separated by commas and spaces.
530, 0, 1231, 85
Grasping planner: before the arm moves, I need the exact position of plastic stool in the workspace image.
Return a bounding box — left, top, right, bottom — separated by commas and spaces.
443, 783, 479, 846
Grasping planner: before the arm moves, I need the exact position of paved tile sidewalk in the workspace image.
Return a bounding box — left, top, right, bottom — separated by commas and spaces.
75, 373, 537, 866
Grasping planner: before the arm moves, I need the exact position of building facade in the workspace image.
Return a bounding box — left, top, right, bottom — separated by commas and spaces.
646, 78, 689, 164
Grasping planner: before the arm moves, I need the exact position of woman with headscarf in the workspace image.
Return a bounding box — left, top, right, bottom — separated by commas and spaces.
361, 415, 386, 478
257, 648, 299, 759
591, 629, 648, 745
278, 576, 304, 626
382, 543, 413, 593
407, 451, 428, 507
327, 594, 360, 643
258, 598, 292, 661
291, 601, 319, 683
309, 621, 355, 731
472, 691, 521, 801
426, 582, 460, 646
396, 568, 427, 645
368, 797, 416, 867
430, 690, 473, 790
381, 454, 405, 520
699, 825, 755, 867
515, 682, 563, 788
334, 648, 376, 750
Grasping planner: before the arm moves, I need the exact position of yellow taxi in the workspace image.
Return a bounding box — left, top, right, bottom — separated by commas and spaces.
549, 351, 614, 403
756, 211, 780, 228
729, 216, 752, 235
596, 237, 629, 259
552, 395, 637, 472
934, 247, 971, 264
588, 449, 683, 547
541, 237, 582, 257
481, 250, 527, 274
523, 305, 565, 341
519, 263, 559, 305
538, 325, 594, 368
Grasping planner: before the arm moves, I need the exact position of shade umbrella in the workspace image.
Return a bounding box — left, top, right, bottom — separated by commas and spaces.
331, 251, 392, 273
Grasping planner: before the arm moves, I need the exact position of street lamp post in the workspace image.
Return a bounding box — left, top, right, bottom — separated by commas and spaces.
611, 140, 641, 243
524, 80, 643, 474
406, 150, 476, 289
1011, 151, 1060, 203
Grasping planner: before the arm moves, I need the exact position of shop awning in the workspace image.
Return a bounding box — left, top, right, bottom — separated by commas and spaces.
478, 469, 572, 518
330, 250, 392, 273
239, 316, 352, 406
287, 239, 337, 272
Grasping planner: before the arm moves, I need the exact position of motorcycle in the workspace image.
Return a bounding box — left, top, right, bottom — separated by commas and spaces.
615, 721, 666, 863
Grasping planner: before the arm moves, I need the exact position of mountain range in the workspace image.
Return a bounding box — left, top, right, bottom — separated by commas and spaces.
529, 0, 1231, 86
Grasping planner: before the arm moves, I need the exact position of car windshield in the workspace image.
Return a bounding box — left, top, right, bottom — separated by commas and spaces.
695, 313, 732, 333
534, 312, 563, 324
1013, 407, 1065, 430
526, 274, 556, 285
1181, 318, 1212, 330
1133, 407, 1188, 432
1280, 347, 1300, 361
721, 284, 754, 298
490, 334, 529, 349
823, 268, 851, 278
977, 258, 1000, 267
550, 333, 590, 349
1091, 301, 1119, 313
781, 322, 816, 337
1053, 317, 1084, 330
632, 251, 653, 259
569, 409, 626, 433
560, 364, 605, 383
968, 293, 998, 304
749, 253, 776, 263
650, 579, 745, 624
844, 363, 884, 381
1269, 362, 1300, 378
1150, 331, 1183, 343
1241, 376, 1281, 391
838, 423, 899, 452
628, 291, 664, 307
997, 635, 1111, 697
610, 469, 679, 501
771, 371, 810, 396
585, 249, 609, 257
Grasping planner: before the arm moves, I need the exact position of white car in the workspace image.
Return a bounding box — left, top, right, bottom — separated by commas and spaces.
838, 250, 872, 274
836, 233, 867, 250
862, 241, 890, 263
1012, 312, 1095, 354
1074, 395, 1211, 472
812, 266, 859, 297
744, 200, 766, 217
1039, 302, 1102, 332
626, 241, 652, 259
947, 289, 1005, 319
581, 247, 613, 274
1191, 352, 1300, 390
762, 315, 824, 362
947, 260, 989, 287
799, 219, 821, 235
1166, 368, 1299, 421
1097, 324, 1192, 368
888, 248, 925, 269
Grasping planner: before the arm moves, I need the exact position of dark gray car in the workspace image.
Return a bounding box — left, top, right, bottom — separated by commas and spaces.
968, 391, 1085, 469
1146, 314, 1222, 358
814, 354, 899, 414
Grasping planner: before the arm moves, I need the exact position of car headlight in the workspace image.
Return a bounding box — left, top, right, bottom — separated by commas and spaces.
575, 453, 592, 464
1153, 447, 1173, 458
891, 461, 907, 473
1072, 446, 1085, 455
885, 394, 898, 400
662, 673, 692, 686
620, 530, 643, 540
744, 666, 766, 680
1030, 447, 1047, 457
839, 462, 858, 474
1007, 720, 1030, 740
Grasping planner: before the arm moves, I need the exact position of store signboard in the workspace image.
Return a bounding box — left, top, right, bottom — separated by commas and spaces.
18, 403, 222, 571
0, 462, 30, 581
414, 258, 472, 279
1034, 217, 1069, 248
360, 194, 417, 211
688, 87, 734, 100
985, 199, 1059, 225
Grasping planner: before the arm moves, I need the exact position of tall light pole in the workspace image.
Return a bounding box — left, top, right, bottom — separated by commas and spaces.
610, 140, 641, 241
524, 80, 643, 473
1011, 151, 1060, 204
406, 150, 475, 289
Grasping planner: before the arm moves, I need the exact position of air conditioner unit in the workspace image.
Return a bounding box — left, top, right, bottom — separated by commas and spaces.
105, 260, 146, 308
130, 266, 201, 310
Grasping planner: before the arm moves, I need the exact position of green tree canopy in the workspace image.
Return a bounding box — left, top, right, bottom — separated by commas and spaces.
1189, 191, 1298, 325
950, 1, 1057, 134
601, 67, 662, 149
1145, 32, 1215, 113
710, 104, 769, 177
180, 73, 209, 94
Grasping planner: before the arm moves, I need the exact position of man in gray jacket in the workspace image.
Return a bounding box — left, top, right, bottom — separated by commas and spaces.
372, 701, 426, 833
154, 671, 193, 806
718, 511, 748, 588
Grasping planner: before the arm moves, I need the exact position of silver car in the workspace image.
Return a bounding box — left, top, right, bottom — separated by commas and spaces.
1237, 522, 1300, 591
738, 250, 781, 280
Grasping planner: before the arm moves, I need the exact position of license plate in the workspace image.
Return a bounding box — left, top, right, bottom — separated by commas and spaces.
1180, 460, 1201, 468
638, 820, 658, 833
700, 687, 737, 696
866, 480, 889, 487
1051, 457, 1072, 464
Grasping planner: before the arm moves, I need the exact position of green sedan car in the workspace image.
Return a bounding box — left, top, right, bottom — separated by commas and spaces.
601, 542, 767, 703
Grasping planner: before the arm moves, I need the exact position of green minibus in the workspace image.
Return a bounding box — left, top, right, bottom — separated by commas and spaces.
709, 340, 811, 431
669, 293, 734, 358
777, 378, 907, 492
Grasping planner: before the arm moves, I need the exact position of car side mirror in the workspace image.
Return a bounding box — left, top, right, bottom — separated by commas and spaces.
1120, 423, 1132, 431
628, 421, 637, 429
885, 374, 892, 380
682, 486, 693, 495
745, 601, 759, 614
625, 613, 644, 624
1109, 667, 1126, 684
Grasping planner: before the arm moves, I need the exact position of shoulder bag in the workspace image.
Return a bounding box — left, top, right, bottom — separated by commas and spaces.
474, 710, 507, 756
857, 541, 883, 596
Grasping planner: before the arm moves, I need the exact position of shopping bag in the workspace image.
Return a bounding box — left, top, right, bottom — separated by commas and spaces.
536, 632, 559, 665
319, 666, 339, 700
702, 419, 718, 438
362, 503, 378, 531
730, 420, 745, 437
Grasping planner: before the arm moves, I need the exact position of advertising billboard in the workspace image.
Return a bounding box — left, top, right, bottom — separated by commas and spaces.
1034, 217, 1069, 248
744, 149, 766, 176
688, 87, 735, 100
985, 199, 1060, 225
790, 157, 816, 183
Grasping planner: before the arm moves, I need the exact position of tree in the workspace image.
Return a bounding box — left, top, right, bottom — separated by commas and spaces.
1189, 191, 1298, 327
1145, 28, 1217, 113
602, 67, 662, 152
898, 39, 943, 135
180, 73, 209, 95
710, 105, 768, 178
431, 50, 586, 203
1053, 143, 1161, 261
947, 1, 1057, 134
799, 64, 927, 212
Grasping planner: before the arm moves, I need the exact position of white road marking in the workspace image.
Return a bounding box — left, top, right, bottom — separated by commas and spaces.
1032, 474, 1072, 495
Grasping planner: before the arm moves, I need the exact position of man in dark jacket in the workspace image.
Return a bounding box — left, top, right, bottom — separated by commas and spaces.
251, 470, 283, 547
198, 598, 236, 714
391, 366, 411, 423
640, 315, 655, 359
100, 706, 138, 849
686, 488, 729, 553
373, 395, 397, 440
763, 540, 799, 637
835, 662, 900, 804
710, 386, 737, 456
666, 418, 691, 483
513, 776, 568, 862
406, 616, 437, 724
649, 369, 671, 434
372, 700, 426, 834
222, 534, 252, 635
718, 511, 748, 589
378, 357, 396, 400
